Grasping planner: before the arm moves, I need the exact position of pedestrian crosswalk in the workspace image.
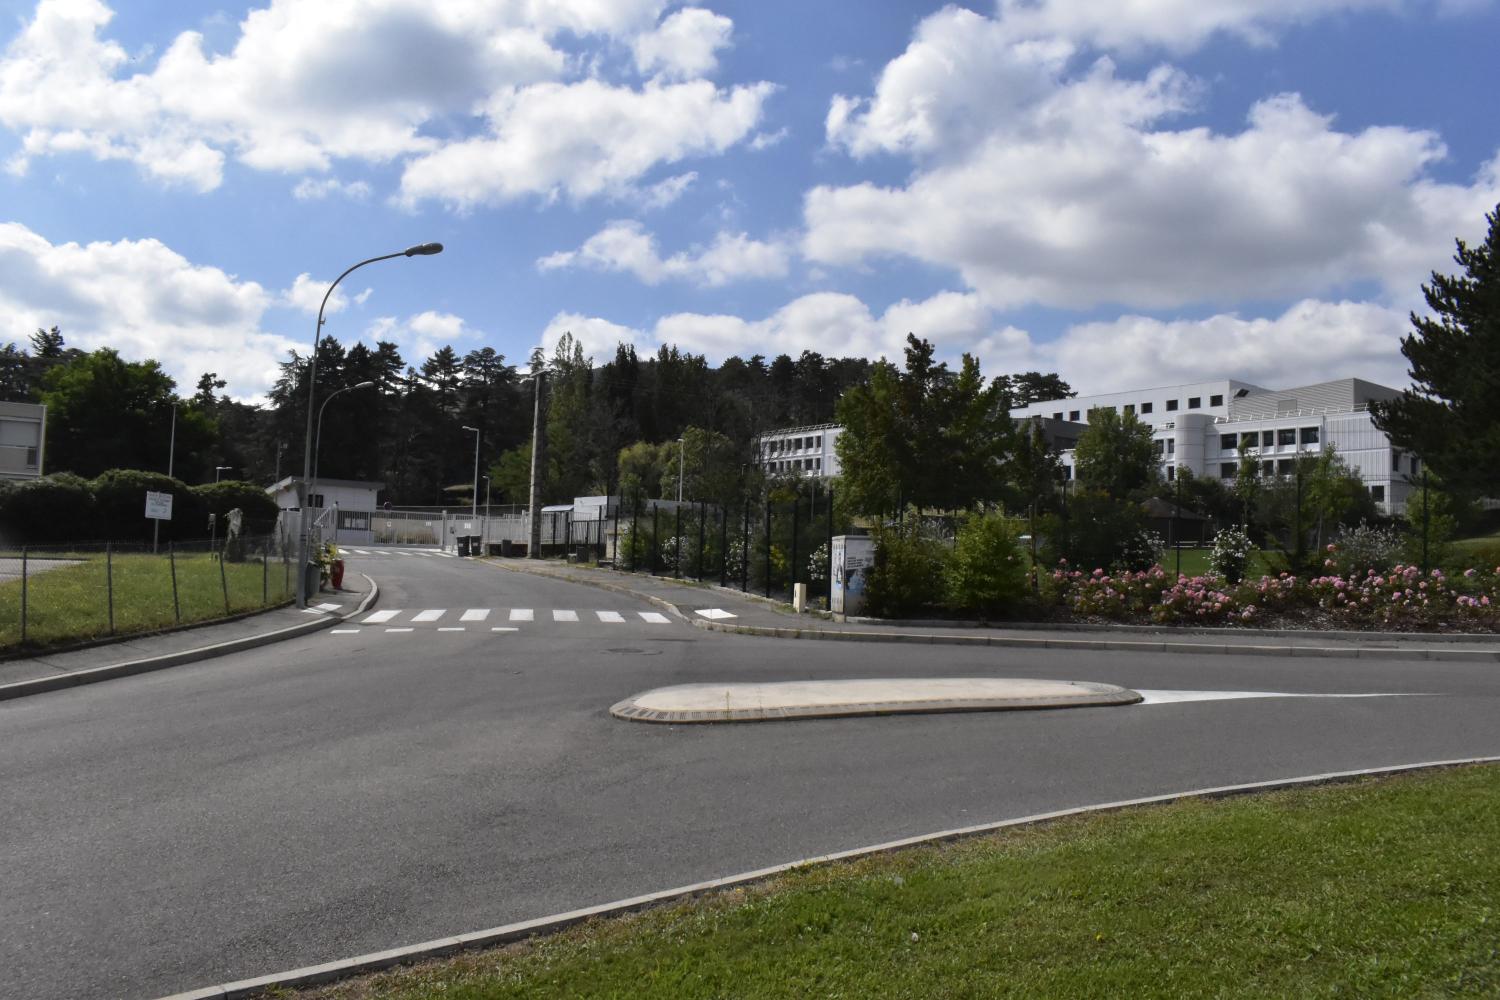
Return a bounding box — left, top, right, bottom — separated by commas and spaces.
339, 547, 459, 558
325, 607, 680, 636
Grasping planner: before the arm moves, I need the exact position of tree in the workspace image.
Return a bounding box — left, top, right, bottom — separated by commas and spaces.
999, 371, 1074, 407
1372, 202, 1500, 497
1073, 408, 1157, 498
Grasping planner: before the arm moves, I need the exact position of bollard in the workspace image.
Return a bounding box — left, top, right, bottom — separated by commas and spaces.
793, 582, 808, 614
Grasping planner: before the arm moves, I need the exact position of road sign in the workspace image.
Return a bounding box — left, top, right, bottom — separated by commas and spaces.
145, 490, 173, 521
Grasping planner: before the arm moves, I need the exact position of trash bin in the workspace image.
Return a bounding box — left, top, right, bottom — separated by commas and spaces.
500, 538, 513, 557
466, 535, 481, 556
457, 536, 472, 557
304, 562, 321, 598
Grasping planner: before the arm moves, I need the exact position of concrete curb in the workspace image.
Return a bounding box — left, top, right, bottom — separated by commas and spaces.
0, 575, 380, 703
157, 754, 1500, 1000
689, 619, 1500, 663
841, 614, 1500, 645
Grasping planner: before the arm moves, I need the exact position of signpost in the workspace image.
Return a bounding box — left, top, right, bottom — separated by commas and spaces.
146, 490, 173, 553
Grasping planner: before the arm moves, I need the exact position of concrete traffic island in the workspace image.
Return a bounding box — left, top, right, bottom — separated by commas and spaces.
610, 677, 1141, 723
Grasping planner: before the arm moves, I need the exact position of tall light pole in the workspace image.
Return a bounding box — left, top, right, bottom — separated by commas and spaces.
215, 465, 233, 482
524, 355, 545, 559
295, 243, 441, 608
677, 436, 685, 502
462, 424, 480, 525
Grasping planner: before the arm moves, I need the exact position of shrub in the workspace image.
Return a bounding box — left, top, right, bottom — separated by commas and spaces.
944, 511, 1030, 617
0, 473, 97, 544
866, 522, 950, 617
90, 468, 207, 543
1326, 523, 1404, 578
1050, 493, 1151, 574
192, 481, 280, 534
1210, 526, 1255, 583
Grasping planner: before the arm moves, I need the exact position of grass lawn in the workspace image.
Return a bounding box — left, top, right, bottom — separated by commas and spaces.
274, 765, 1500, 1000
0, 551, 293, 650
1161, 547, 1278, 579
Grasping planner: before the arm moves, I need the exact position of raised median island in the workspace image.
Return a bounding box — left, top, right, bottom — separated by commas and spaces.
611, 677, 1141, 723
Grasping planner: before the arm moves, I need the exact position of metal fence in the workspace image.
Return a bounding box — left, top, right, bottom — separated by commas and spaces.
0, 534, 294, 648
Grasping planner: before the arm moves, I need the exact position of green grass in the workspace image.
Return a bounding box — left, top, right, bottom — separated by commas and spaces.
0, 551, 293, 650
274, 765, 1500, 1000
1162, 547, 1277, 579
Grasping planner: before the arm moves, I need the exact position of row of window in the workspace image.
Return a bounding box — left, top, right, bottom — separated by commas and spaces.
765, 458, 823, 473
766, 434, 824, 454
1050, 393, 1225, 422
1220, 427, 1319, 451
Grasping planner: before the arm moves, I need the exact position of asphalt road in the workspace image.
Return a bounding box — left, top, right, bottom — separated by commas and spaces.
2, 549, 1497, 1000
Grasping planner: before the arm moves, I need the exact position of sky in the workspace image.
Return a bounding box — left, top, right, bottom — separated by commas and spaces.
1, 0, 1497, 404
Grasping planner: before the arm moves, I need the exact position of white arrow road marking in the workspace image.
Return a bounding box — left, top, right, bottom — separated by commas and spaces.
695, 608, 736, 620
412, 609, 445, 623
596, 611, 625, 623
461, 609, 490, 622
1134, 690, 1427, 705
362, 610, 400, 624
638, 611, 670, 624
510, 609, 533, 622
553, 610, 579, 622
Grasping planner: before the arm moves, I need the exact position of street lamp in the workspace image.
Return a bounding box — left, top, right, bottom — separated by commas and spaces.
296, 243, 442, 607
521, 351, 545, 559
462, 424, 480, 528
214, 465, 233, 482
677, 436, 685, 502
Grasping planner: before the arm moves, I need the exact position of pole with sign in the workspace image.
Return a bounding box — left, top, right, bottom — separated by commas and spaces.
146, 491, 174, 553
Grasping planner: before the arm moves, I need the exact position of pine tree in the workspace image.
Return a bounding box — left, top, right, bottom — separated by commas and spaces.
1372, 203, 1500, 497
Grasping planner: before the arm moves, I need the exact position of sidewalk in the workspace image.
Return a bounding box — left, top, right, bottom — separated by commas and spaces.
0, 575, 378, 700
487, 559, 1500, 663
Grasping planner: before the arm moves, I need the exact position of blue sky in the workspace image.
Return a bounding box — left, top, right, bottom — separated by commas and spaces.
1, 0, 1497, 402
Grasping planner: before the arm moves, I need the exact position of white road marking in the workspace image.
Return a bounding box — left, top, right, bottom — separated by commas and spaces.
638, 611, 671, 624
415, 552, 434, 558
694, 608, 736, 620
491, 626, 519, 632
385, 627, 414, 633
596, 611, 625, 623
362, 610, 400, 624
438, 627, 466, 632
331, 629, 361, 634
460, 609, 490, 622
1133, 690, 1425, 705
553, 610, 578, 622
349, 548, 370, 555
412, 609, 445, 622
510, 609, 534, 622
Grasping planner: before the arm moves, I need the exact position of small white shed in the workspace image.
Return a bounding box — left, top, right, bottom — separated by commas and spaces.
267, 477, 384, 545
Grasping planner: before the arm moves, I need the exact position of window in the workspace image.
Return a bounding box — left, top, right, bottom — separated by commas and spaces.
1278, 428, 1296, 446
815, 458, 822, 470
815, 435, 822, 448
1262, 430, 1275, 448
1053, 412, 1063, 420
308, 493, 325, 508
1166, 399, 1179, 411
1278, 459, 1294, 475
1392, 450, 1402, 473
1371, 484, 1386, 503
1140, 401, 1153, 414
1300, 426, 1319, 445
1188, 396, 1201, 409
1155, 439, 1166, 454
1242, 432, 1259, 449
1220, 433, 1238, 450
1210, 394, 1224, 407
24, 446, 36, 468
1124, 404, 1135, 415
1063, 466, 1073, 480
1261, 461, 1274, 476
1068, 410, 1080, 421
1221, 463, 1237, 479
1166, 439, 1175, 454
1166, 465, 1176, 481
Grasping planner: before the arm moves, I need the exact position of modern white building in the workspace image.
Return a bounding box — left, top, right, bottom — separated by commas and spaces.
1011, 377, 1413, 512
267, 476, 384, 545
755, 423, 842, 479
0, 400, 46, 481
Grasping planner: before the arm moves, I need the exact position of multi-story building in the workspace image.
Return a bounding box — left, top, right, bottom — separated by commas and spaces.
0, 401, 46, 481
755, 423, 841, 479
1011, 377, 1413, 511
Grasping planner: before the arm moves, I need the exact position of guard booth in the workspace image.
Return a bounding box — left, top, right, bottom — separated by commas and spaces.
830, 534, 875, 618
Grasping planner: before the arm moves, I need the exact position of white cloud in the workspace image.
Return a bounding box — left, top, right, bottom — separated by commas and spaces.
364, 309, 478, 363
1050, 300, 1414, 393
632, 7, 733, 80
0, 0, 764, 203
0, 220, 298, 397
538, 220, 789, 286
397, 79, 773, 208
540, 312, 655, 362
810, 4, 1500, 311
635, 171, 697, 210
281, 273, 370, 315
291, 176, 372, 201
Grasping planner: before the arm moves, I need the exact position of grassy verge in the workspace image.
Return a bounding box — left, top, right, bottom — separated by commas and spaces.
1157, 547, 1278, 579
0, 552, 293, 650
272, 765, 1499, 1000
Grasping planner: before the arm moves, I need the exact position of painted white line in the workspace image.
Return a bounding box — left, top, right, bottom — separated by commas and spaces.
510, 609, 534, 622
412, 609, 445, 623
553, 609, 579, 622
349, 548, 370, 555
331, 629, 361, 634
638, 611, 671, 624
362, 610, 400, 624
1134, 689, 1425, 705
694, 608, 736, 620
438, 627, 466, 632
491, 626, 520, 633
415, 552, 435, 558
461, 609, 490, 622
596, 611, 625, 623
384, 627, 414, 633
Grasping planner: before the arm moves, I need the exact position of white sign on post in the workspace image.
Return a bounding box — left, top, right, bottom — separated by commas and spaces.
144, 490, 173, 521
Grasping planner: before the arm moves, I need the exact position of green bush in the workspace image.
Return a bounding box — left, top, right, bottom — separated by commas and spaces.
1047, 492, 1150, 573
90, 469, 207, 543
945, 511, 1030, 617
192, 480, 279, 534
866, 521, 950, 618
0, 473, 97, 544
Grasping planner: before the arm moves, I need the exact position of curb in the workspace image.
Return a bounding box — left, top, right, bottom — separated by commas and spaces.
158, 755, 1500, 1000
688, 618, 1500, 663
841, 614, 1500, 645
0, 575, 380, 703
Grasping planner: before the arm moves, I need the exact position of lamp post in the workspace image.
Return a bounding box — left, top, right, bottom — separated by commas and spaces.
522, 353, 545, 558
311, 381, 376, 539
214, 465, 233, 482
462, 424, 480, 530
295, 243, 442, 607
677, 436, 685, 503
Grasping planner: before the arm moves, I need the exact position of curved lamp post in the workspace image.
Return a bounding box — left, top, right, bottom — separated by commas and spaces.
462, 424, 480, 552
296, 243, 442, 606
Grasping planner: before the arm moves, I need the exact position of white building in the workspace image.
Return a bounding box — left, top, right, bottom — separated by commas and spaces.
267, 476, 384, 545
0, 401, 46, 481
1011, 377, 1413, 512
755, 423, 842, 479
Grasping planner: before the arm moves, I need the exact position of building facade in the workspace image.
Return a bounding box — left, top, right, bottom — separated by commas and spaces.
267, 476, 385, 545
0, 401, 46, 481
1011, 377, 1412, 512
755, 423, 842, 479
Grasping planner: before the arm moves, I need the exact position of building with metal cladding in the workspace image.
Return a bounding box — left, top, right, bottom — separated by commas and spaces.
755, 423, 842, 478
0, 401, 46, 481
1010, 377, 1414, 512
